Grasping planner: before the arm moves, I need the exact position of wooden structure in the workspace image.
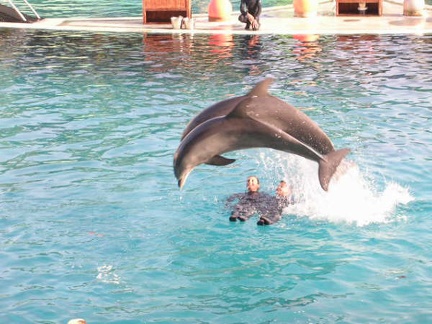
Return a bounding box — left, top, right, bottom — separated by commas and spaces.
142, 0, 191, 23
336, 0, 383, 15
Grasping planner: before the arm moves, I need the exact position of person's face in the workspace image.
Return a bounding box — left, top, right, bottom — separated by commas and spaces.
247, 177, 260, 192
276, 182, 289, 196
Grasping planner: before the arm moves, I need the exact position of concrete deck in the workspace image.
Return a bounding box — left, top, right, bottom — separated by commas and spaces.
0, 0, 431, 35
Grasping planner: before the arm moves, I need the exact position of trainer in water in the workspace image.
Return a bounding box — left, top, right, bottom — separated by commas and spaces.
174, 78, 350, 191
275, 180, 294, 210
226, 176, 284, 225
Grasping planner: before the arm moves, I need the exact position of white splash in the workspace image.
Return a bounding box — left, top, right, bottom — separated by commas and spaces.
97, 265, 121, 284
258, 152, 414, 227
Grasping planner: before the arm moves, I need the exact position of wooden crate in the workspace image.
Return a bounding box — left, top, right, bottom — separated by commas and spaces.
336, 0, 382, 16
143, 0, 191, 23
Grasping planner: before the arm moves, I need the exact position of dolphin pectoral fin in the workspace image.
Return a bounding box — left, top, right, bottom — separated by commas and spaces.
206, 155, 236, 166
318, 148, 351, 191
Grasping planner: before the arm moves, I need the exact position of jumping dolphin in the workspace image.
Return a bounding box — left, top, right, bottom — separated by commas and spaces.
181, 78, 274, 140
180, 80, 273, 167
181, 78, 335, 158
174, 78, 350, 191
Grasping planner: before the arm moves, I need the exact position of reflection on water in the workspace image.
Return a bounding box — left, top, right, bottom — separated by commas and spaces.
3, 30, 431, 88
292, 34, 322, 61
208, 34, 234, 59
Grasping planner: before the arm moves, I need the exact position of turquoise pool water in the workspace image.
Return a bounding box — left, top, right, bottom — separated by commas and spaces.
23, 0, 432, 18
28, 0, 289, 18
1, 29, 431, 323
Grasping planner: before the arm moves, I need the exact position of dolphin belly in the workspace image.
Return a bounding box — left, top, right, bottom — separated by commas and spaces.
174, 115, 343, 190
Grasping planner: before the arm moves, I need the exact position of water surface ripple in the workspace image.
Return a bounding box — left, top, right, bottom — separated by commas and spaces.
0, 31, 431, 323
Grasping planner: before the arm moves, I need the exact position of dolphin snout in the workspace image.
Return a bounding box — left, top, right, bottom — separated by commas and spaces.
177, 178, 184, 188
175, 166, 191, 189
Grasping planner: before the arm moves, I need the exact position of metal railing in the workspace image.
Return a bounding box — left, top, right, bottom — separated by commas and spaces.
4, 0, 40, 22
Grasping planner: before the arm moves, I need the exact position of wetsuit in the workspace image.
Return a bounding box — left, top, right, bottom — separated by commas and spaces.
256, 194, 295, 225
227, 191, 280, 224
257, 196, 289, 225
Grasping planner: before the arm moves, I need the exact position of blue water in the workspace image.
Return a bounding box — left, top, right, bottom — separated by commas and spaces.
1, 27, 432, 323
28, 0, 288, 18
22, 0, 432, 18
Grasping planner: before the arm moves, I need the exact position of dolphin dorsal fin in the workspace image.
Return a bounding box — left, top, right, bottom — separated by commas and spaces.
226, 78, 275, 119
247, 78, 275, 97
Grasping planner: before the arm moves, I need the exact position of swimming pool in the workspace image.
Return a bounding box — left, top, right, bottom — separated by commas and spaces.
1, 29, 431, 323
27, 0, 288, 18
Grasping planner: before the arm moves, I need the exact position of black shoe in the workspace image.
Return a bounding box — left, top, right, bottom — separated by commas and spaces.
229, 215, 238, 222
257, 217, 270, 226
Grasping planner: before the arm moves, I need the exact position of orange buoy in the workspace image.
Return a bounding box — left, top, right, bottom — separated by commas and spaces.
293, 0, 318, 18
403, 0, 425, 16
208, 0, 233, 22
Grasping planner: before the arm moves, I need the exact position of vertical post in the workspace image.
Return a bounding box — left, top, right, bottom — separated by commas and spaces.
7, 0, 27, 21
22, 0, 40, 19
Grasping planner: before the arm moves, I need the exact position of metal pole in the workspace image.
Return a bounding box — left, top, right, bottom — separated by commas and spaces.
7, 0, 27, 22
21, 0, 41, 19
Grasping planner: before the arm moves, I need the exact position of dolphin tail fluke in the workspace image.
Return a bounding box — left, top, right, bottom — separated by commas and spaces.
318, 148, 351, 191
206, 155, 236, 166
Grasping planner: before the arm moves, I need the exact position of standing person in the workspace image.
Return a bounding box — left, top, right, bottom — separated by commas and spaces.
238, 0, 262, 31
226, 176, 273, 222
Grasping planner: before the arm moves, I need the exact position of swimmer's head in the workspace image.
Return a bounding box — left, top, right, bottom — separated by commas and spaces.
246, 176, 260, 193
276, 180, 290, 197
68, 320, 87, 324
